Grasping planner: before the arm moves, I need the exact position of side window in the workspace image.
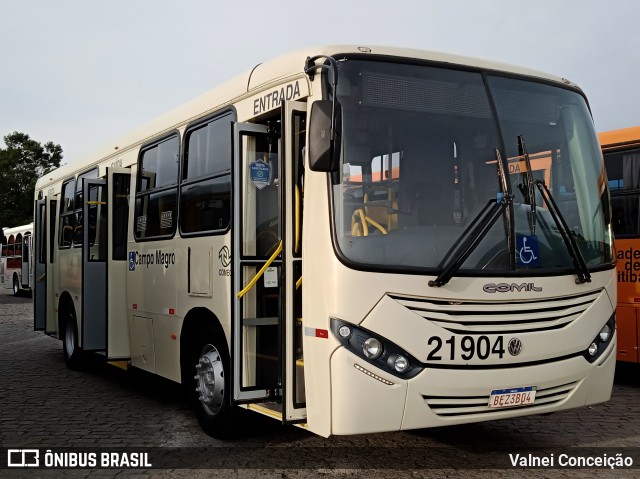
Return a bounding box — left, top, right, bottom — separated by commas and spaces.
135, 135, 179, 240
7, 236, 14, 269
606, 148, 640, 237
15, 234, 22, 262
180, 113, 232, 234
73, 168, 99, 247
59, 179, 76, 248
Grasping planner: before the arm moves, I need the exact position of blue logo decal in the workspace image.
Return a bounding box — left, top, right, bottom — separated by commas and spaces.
516, 235, 540, 267
129, 252, 136, 271
249, 159, 271, 190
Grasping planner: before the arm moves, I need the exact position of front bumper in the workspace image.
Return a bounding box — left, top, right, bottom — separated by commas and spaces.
330, 335, 615, 435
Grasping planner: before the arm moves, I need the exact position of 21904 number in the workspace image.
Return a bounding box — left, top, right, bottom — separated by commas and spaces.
427, 335, 505, 361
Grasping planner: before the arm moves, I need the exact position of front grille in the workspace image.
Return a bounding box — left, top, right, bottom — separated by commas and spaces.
390, 290, 601, 334
423, 381, 578, 417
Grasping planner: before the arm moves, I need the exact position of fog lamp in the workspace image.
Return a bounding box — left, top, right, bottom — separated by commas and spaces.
338, 325, 352, 338
363, 337, 383, 359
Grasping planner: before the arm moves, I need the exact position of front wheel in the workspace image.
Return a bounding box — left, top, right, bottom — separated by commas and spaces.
190, 331, 234, 438
12, 275, 20, 296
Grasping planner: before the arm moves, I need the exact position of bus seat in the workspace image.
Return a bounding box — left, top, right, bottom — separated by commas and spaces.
364, 186, 397, 231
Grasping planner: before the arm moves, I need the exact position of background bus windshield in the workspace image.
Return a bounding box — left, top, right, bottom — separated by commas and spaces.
332, 59, 612, 274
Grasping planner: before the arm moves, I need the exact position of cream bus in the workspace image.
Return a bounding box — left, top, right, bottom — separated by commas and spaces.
33, 45, 616, 438
1, 223, 33, 296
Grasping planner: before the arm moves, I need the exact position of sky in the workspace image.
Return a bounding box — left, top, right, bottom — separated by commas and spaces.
1, 0, 638, 167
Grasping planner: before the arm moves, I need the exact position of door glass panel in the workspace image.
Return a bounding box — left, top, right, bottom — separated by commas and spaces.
241, 133, 280, 257
38, 204, 46, 263
88, 185, 107, 262
112, 173, 130, 260
292, 260, 305, 406
238, 131, 281, 393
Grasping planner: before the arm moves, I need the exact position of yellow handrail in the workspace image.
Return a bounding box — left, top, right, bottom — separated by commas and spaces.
236, 241, 283, 299
353, 209, 387, 236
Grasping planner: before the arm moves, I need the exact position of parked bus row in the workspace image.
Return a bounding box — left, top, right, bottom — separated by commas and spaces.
31, 45, 616, 438
599, 126, 640, 365
1, 223, 33, 296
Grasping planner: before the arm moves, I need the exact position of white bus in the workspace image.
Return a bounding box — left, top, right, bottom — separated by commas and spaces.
1, 223, 33, 296
33, 45, 616, 438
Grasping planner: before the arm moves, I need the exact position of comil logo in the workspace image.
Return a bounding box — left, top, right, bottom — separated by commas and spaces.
482, 282, 543, 293
7, 449, 39, 467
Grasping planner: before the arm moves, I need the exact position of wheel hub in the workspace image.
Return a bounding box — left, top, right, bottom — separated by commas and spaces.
194, 346, 225, 415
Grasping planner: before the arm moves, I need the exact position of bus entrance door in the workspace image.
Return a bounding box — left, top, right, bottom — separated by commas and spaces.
281, 100, 307, 423
34, 199, 46, 331
22, 233, 32, 289
232, 123, 283, 406
82, 179, 108, 351
232, 108, 307, 423
81, 170, 131, 357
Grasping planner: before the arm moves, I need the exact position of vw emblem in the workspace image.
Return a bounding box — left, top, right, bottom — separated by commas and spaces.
508, 338, 523, 356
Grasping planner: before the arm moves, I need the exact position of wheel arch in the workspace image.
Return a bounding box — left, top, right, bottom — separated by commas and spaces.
57, 291, 75, 335
180, 307, 229, 386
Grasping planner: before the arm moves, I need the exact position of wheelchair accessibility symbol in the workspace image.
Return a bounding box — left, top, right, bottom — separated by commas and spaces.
517, 235, 540, 267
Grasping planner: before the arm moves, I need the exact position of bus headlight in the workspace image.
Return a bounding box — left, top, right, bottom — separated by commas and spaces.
583, 314, 615, 363
363, 337, 383, 359
330, 318, 423, 379
598, 324, 612, 343
391, 355, 409, 373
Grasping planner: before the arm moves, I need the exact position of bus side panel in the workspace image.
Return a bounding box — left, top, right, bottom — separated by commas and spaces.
614, 238, 640, 363
616, 306, 639, 362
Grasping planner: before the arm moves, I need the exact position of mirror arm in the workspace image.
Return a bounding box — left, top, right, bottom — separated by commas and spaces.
304, 55, 339, 142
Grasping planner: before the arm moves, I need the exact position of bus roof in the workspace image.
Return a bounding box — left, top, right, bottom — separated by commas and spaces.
598, 126, 640, 152
35, 44, 577, 191
2, 223, 33, 236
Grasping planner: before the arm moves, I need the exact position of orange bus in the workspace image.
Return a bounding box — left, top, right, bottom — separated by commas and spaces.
600, 126, 640, 363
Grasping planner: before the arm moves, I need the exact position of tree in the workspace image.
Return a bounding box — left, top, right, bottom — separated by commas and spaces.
0, 132, 63, 229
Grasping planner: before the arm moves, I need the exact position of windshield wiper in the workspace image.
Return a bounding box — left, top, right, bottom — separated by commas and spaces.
518, 135, 537, 234
534, 180, 591, 284
429, 149, 512, 287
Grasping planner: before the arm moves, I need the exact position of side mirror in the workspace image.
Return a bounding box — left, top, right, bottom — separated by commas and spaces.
308, 100, 342, 172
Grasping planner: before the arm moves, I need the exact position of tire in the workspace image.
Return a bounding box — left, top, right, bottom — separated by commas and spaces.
62, 305, 83, 370
12, 275, 20, 297
188, 327, 234, 438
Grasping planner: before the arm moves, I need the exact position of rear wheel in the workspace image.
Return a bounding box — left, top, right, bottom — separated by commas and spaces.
62, 306, 83, 369
189, 328, 234, 438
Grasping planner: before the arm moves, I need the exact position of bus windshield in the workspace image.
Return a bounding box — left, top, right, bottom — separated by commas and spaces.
331, 59, 612, 274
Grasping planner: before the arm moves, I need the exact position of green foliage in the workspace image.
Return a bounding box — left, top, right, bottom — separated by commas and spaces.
0, 132, 63, 229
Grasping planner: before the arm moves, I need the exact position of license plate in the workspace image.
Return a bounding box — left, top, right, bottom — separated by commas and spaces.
488, 386, 536, 408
